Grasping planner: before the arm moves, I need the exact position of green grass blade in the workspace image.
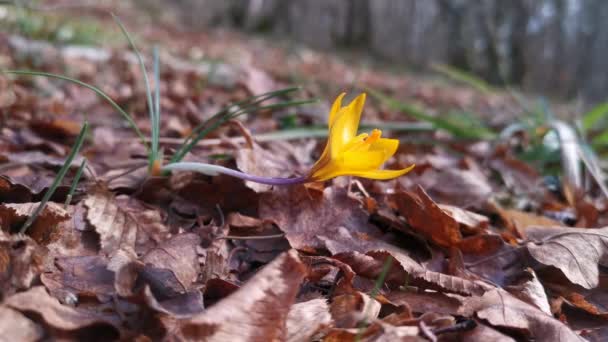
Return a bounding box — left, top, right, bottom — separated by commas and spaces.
151, 46, 161, 165
169, 88, 313, 164
112, 13, 159, 168
64, 158, 86, 208
355, 255, 394, 341
582, 102, 608, 133
3, 70, 148, 148
431, 63, 493, 94
21, 122, 88, 234
369, 89, 496, 140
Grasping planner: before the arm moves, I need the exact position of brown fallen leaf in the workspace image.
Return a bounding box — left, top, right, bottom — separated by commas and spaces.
143, 286, 205, 318
525, 226, 608, 289
141, 233, 201, 295
5, 286, 120, 340
84, 187, 138, 256
335, 250, 492, 297
390, 186, 462, 248
385, 291, 462, 316
459, 289, 585, 341
286, 299, 332, 342
0, 231, 46, 298
235, 141, 298, 193
417, 167, 493, 209
497, 208, 563, 238
0, 202, 69, 244
330, 291, 381, 329
41, 255, 115, 302
505, 268, 552, 315
260, 186, 386, 254
179, 250, 307, 341
438, 204, 489, 233
0, 306, 44, 342
463, 323, 517, 342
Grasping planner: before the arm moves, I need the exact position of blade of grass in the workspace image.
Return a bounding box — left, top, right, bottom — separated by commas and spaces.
151, 45, 161, 166
64, 158, 86, 208
170, 89, 316, 163
582, 102, 608, 133
21, 121, 88, 234
369, 89, 496, 140
3, 70, 148, 148
355, 255, 394, 342
112, 13, 160, 169
430, 63, 494, 94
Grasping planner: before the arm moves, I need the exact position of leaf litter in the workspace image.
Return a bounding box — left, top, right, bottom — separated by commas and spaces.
0, 6, 607, 341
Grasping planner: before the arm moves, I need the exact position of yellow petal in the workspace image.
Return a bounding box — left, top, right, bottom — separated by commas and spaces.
369, 138, 399, 163
328, 92, 346, 127
346, 164, 415, 180
342, 150, 386, 170
329, 93, 366, 156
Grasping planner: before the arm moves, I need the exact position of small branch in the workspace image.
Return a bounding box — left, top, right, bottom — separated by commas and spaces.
217, 233, 285, 240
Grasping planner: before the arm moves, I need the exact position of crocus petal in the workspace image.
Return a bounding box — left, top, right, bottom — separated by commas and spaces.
328, 92, 346, 127
328, 93, 367, 156
336, 164, 415, 180
342, 150, 387, 170
369, 138, 399, 163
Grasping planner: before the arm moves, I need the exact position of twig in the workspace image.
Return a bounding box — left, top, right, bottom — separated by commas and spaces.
419, 320, 437, 342
217, 233, 285, 240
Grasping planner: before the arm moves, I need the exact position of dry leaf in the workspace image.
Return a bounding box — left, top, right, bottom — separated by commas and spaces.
459, 289, 585, 341
41, 255, 115, 301
0, 232, 45, 297
506, 268, 552, 315
179, 250, 307, 341
0, 306, 44, 342
260, 186, 385, 254
84, 187, 138, 256
390, 186, 462, 247
0, 202, 69, 244
5, 286, 120, 340
286, 299, 331, 342
525, 226, 608, 289
236, 142, 297, 193
142, 233, 201, 294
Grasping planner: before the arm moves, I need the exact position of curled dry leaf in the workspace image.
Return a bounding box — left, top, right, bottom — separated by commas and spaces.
84, 187, 137, 256
330, 291, 381, 329
335, 250, 492, 297
178, 250, 307, 341
459, 289, 585, 341
390, 186, 462, 248
505, 268, 552, 315
438, 204, 489, 233
386, 291, 462, 316
0, 232, 46, 297
0, 306, 44, 342
463, 323, 517, 342
418, 168, 493, 209
41, 255, 115, 301
525, 226, 608, 289
142, 233, 201, 295
286, 299, 332, 342
236, 142, 297, 193
260, 186, 385, 254
143, 286, 205, 318
5, 286, 120, 340
0, 202, 69, 244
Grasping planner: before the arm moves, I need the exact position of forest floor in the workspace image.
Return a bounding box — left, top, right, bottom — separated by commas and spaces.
1, 2, 607, 341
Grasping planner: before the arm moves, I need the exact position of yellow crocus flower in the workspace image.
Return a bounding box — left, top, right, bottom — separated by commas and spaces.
307, 93, 414, 181
163, 93, 414, 185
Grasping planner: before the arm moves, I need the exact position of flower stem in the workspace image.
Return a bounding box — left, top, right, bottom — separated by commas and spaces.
162, 162, 308, 185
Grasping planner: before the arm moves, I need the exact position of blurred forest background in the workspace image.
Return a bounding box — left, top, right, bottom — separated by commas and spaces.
153, 0, 607, 103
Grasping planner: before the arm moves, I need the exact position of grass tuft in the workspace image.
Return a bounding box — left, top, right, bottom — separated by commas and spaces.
21, 121, 88, 234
